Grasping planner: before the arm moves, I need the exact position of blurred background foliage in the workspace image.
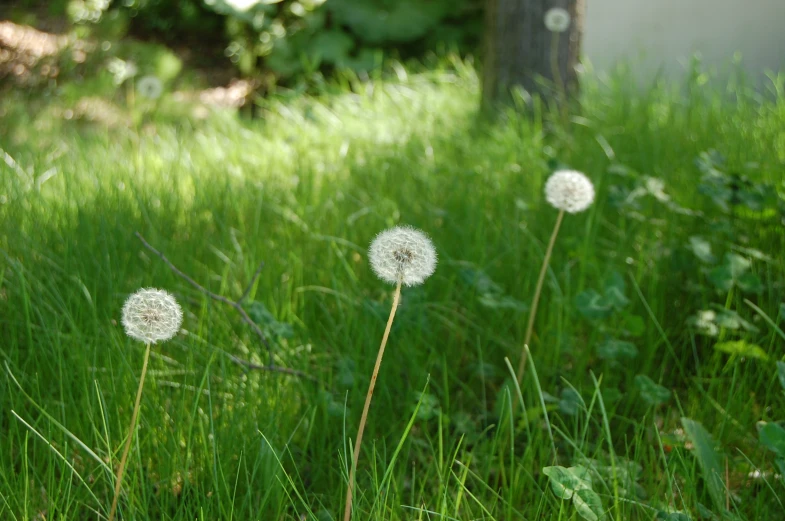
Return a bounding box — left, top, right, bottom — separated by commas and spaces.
3, 0, 483, 92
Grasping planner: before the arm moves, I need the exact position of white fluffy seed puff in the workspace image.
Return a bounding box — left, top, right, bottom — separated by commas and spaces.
136, 75, 163, 100
544, 170, 595, 213
544, 7, 571, 32
121, 288, 183, 344
369, 226, 437, 287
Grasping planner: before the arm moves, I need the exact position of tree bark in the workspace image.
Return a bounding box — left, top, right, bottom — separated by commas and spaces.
482, 0, 585, 110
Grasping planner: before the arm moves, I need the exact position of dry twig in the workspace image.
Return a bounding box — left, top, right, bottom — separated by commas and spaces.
135, 232, 314, 382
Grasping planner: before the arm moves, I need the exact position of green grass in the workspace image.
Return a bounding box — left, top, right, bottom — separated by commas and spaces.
1, 59, 785, 521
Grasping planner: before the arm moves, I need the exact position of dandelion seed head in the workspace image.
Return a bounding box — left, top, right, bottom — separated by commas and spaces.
121, 288, 182, 344
136, 75, 163, 100
544, 170, 595, 213
369, 225, 437, 287
544, 8, 571, 33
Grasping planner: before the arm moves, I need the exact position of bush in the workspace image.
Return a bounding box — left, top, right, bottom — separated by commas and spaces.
61, 0, 481, 87
203, 0, 482, 83
118, 0, 225, 45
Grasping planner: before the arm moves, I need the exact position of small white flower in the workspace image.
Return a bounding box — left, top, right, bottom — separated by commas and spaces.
544, 170, 595, 213
690, 309, 719, 336
544, 7, 571, 33
136, 75, 164, 100
122, 288, 183, 344
369, 226, 437, 287
107, 57, 138, 85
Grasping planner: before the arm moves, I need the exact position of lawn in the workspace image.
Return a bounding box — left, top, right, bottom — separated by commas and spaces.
1, 60, 785, 521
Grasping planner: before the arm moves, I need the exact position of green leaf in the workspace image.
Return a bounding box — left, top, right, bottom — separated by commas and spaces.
410, 391, 440, 421
337, 47, 381, 72
576, 289, 614, 320
601, 387, 622, 404
777, 361, 785, 392
477, 293, 528, 312
696, 503, 718, 521
658, 513, 692, 521
459, 265, 503, 295
247, 301, 294, 339
713, 340, 768, 361
735, 246, 771, 262
634, 374, 671, 406
708, 253, 758, 293
559, 388, 583, 416
736, 272, 763, 293
265, 39, 303, 76
598, 338, 638, 361
328, 0, 447, 44
776, 458, 785, 477
459, 264, 527, 311
308, 29, 353, 64
542, 466, 576, 499
319, 389, 347, 418
603, 286, 630, 310
759, 422, 785, 458
707, 265, 733, 292
688, 236, 716, 263
726, 253, 751, 278
572, 488, 604, 521
542, 465, 592, 500
714, 308, 759, 333
603, 271, 630, 310
622, 313, 646, 336
335, 357, 355, 387
681, 418, 726, 515
576, 272, 630, 320
153, 49, 183, 82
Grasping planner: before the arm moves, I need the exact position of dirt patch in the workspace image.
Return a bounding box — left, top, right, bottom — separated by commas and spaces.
1, 19, 256, 111
0, 20, 75, 86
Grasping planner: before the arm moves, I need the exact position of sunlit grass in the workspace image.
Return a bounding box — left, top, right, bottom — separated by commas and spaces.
1, 59, 784, 520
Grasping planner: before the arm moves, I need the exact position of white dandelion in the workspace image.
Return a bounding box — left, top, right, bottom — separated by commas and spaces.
369, 225, 437, 287
544, 7, 571, 33
345, 225, 437, 521
121, 288, 182, 344
111, 286, 182, 521
544, 170, 595, 214
136, 75, 164, 100
517, 169, 595, 383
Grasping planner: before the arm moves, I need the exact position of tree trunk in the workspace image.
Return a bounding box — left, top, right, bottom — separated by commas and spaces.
482, 0, 585, 110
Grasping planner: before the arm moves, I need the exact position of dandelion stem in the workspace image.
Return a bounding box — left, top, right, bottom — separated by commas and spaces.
550, 30, 568, 123
343, 279, 402, 521
108, 341, 152, 521
517, 209, 565, 383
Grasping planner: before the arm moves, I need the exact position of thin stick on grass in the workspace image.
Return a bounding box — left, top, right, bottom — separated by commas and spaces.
135, 232, 315, 382
343, 279, 402, 521
108, 341, 151, 521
